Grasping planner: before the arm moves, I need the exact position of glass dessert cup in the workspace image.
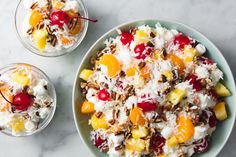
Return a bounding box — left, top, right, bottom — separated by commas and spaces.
0, 63, 57, 137
15, 0, 89, 57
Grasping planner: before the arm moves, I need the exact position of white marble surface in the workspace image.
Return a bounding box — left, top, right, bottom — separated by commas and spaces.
0, 0, 236, 156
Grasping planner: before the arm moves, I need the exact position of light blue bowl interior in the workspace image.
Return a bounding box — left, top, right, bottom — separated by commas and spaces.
73, 19, 236, 157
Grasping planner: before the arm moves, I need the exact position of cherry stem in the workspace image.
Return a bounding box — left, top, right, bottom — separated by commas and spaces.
77, 16, 98, 23
0, 89, 14, 105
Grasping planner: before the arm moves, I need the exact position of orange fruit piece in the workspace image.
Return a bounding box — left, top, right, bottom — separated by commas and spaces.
126, 67, 138, 77
166, 54, 185, 74
59, 35, 72, 46
70, 18, 82, 35
140, 67, 151, 79
0, 86, 13, 112
81, 101, 95, 114
175, 115, 195, 143
99, 54, 121, 78
29, 10, 44, 27
130, 107, 146, 126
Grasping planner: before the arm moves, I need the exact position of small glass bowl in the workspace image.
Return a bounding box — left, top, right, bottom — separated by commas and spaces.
0, 63, 57, 137
14, 0, 89, 57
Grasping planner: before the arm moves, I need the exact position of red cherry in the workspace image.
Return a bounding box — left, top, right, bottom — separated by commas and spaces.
94, 136, 105, 148
134, 43, 152, 59
186, 74, 202, 92
173, 34, 190, 49
193, 137, 210, 153
13, 92, 32, 111
98, 89, 110, 101
120, 32, 133, 46
150, 134, 166, 155
50, 11, 69, 27
137, 102, 157, 112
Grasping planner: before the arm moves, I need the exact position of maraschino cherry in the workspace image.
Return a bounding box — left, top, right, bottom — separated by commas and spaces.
98, 89, 110, 101
120, 32, 133, 46
0, 90, 32, 111
137, 102, 157, 112
134, 43, 152, 59
50, 10, 97, 28
50, 10, 69, 27
173, 34, 191, 49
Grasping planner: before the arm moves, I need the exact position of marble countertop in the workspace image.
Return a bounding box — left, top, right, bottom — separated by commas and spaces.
0, 0, 236, 156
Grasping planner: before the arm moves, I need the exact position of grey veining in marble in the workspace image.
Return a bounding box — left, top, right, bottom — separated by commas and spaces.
0, 0, 236, 156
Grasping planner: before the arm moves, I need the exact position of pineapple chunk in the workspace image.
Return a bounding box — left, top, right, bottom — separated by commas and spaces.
91, 113, 109, 130
168, 89, 187, 105
163, 70, 173, 80
79, 69, 94, 81
213, 102, 228, 121
134, 30, 149, 43
131, 126, 149, 139
32, 29, 48, 51
167, 136, 178, 148
183, 47, 199, 62
10, 116, 25, 134
125, 138, 146, 152
12, 71, 30, 87
215, 82, 231, 97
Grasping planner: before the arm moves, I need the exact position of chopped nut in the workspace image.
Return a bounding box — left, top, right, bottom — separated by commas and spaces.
108, 119, 116, 125
138, 61, 146, 69
27, 28, 34, 35
119, 71, 126, 77
147, 41, 154, 47
87, 82, 100, 90
115, 145, 123, 151
80, 82, 87, 89
150, 32, 156, 38
95, 112, 103, 118
90, 56, 97, 65
30, 2, 38, 9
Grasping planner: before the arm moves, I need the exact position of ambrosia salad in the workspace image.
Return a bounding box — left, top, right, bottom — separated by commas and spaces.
0, 64, 54, 136
79, 23, 231, 157
22, 0, 88, 52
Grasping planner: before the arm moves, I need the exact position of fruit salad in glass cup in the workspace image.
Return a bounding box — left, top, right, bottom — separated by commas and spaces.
0, 64, 56, 136
78, 23, 231, 157
16, 0, 96, 56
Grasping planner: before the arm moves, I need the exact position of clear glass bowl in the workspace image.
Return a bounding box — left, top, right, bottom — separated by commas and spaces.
15, 0, 89, 57
0, 63, 57, 137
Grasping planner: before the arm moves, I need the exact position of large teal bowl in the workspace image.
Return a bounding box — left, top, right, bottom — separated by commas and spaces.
73, 20, 236, 157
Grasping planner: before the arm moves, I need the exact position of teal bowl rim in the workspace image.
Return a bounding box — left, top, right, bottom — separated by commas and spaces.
72, 19, 236, 157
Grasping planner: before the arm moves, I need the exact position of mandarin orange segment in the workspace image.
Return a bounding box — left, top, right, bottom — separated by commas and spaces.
99, 54, 121, 78
130, 107, 146, 126
69, 18, 82, 35
29, 10, 44, 27
166, 54, 185, 74
126, 67, 138, 77
59, 35, 72, 46
175, 115, 194, 143
81, 101, 95, 114
140, 67, 151, 79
